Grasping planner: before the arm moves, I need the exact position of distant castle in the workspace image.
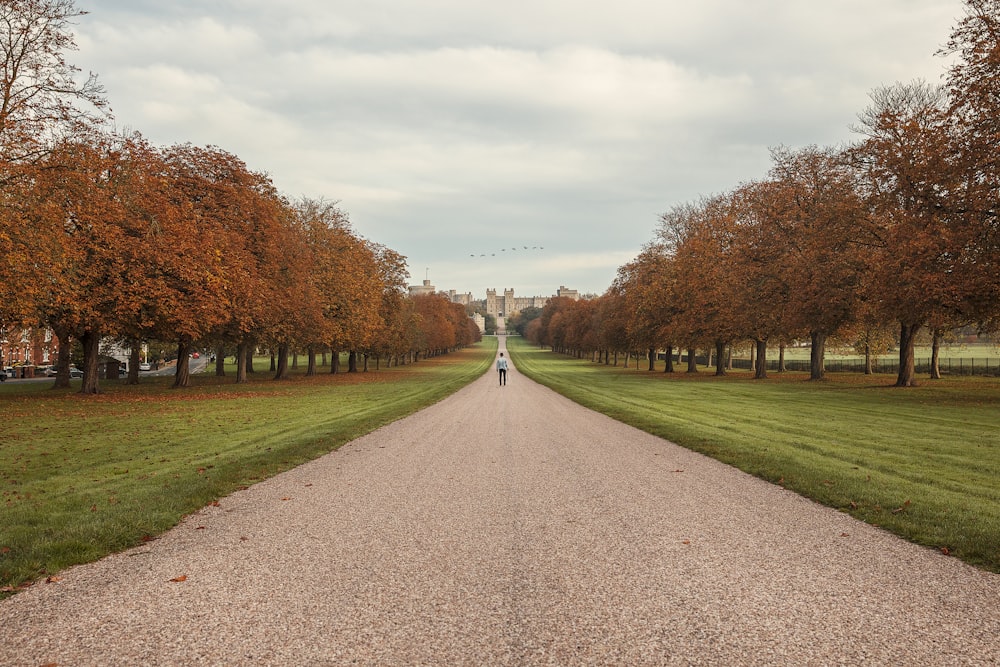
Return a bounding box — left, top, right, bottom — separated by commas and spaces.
485, 286, 579, 318
407, 279, 580, 322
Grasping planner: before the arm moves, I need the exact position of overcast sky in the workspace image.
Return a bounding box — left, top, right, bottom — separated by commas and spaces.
74, 1, 961, 299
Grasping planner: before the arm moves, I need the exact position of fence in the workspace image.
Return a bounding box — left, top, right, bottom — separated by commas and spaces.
711, 355, 1000, 377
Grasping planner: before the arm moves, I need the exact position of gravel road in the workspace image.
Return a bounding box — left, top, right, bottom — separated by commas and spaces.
2, 339, 998, 666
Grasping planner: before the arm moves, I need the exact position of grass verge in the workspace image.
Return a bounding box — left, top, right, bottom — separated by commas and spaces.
506, 337, 1000, 573
0, 338, 497, 593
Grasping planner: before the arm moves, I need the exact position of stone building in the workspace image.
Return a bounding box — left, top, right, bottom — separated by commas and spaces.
408, 278, 436, 297
485, 286, 578, 318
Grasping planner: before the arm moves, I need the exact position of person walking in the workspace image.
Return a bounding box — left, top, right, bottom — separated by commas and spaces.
496, 352, 508, 386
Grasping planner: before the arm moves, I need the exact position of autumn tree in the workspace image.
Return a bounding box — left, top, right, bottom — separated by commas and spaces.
661, 195, 742, 376
940, 0, 1000, 331
159, 144, 264, 387
765, 145, 871, 380
726, 181, 801, 379
613, 244, 677, 371
854, 82, 954, 386
10, 132, 195, 392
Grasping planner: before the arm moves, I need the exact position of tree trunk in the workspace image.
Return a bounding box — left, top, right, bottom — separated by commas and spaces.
895, 322, 920, 387
930, 329, 942, 379
215, 344, 226, 376
274, 343, 289, 380
172, 339, 192, 388
269, 351, 276, 372
778, 344, 787, 373
79, 329, 101, 394
348, 350, 358, 373
306, 346, 317, 376
754, 339, 768, 379
664, 345, 674, 373
52, 329, 72, 389
331, 350, 340, 374
235, 342, 248, 384
864, 343, 873, 375
291, 351, 298, 369
749, 343, 756, 373
810, 331, 827, 381
648, 347, 656, 371
363, 353, 369, 372
715, 340, 727, 376
245, 348, 255, 374
686, 347, 698, 373
127, 341, 141, 385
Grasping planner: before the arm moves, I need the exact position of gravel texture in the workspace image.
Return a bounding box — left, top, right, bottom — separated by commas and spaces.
2, 340, 999, 666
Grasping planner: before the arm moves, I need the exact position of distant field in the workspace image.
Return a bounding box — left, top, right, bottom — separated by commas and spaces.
507, 337, 1000, 573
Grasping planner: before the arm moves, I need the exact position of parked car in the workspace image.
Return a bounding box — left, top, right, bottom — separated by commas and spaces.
68, 367, 83, 378
42, 366, 59, 377
139, 362, 151, 371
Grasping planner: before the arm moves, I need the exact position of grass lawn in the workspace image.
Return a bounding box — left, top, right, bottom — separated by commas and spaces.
0, 338, 497, 593
507, 337, 1000, 573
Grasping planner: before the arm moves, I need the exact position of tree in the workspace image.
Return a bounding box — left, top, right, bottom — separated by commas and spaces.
613, 244, 677, 371
662, 195, 741, 376
159, 144, 259, 387
854, 82, 954, 386
765, 145, 871, 380
0, 0, 108, 168
507, 306, 542, 337
941, 0, 1000, 331
11, 132, 194, 392
728, 181, 800, 379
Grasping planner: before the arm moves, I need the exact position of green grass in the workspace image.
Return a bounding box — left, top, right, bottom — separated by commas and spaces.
0, 338, 497, 593
507, 337, 1000, 573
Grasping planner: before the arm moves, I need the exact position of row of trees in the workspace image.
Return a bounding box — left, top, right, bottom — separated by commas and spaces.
0, 0, 479, 393
526, 0, 1000, 387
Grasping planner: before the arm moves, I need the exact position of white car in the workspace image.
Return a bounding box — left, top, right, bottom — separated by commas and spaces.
139, 362, 152, 371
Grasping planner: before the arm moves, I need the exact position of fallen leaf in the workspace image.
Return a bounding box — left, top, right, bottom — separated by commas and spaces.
45, 576, 62, 583
840, 533, 850, 537
195, 526, 206, 530
0, 546, 10, 554
682, 540, 691, 545
891, 499, 912, 514
89, 504, 97, 512
280, 497, 291, 501
240, 536, 249, 542
168, 575, 187, 583
209, 501, 220, 507
304, 483, 313, 487
671, 469, 684, 473
849, 502, 858, 510
941, 546, 951, 556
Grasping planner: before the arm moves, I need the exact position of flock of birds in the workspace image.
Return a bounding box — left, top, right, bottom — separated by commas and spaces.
470, 246, 544, 257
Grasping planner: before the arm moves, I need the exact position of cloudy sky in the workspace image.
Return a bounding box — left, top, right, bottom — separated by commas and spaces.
74, 1, 961, 299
